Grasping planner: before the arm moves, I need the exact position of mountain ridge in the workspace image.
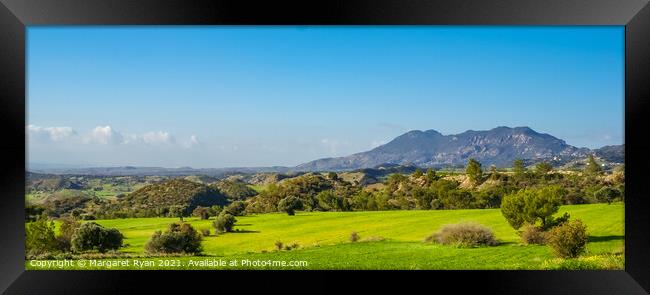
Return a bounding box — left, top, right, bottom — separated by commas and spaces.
296, 126, 619, 171
28, 126, 623, 175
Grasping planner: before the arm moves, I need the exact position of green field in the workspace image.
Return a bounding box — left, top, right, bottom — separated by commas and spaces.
26, 203, 624, 270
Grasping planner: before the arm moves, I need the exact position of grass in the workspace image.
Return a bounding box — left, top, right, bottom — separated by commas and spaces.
247, 184, 267, 193
26, 203, 624, 270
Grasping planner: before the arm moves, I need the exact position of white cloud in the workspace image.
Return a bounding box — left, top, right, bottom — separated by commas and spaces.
27, 125, 76, 143
181, 135, 201, 149
85, 126, 124, 145
29, 124, 200, 149
141, 131, 175, 145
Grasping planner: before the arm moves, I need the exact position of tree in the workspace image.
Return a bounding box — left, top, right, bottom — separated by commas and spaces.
192, 206, 210, 220
25, 216, 58, 256
594, 186, 620, 204
489, 165, 499, 181
465, 158, 483, 185
585, 154, 602, 175
500, 186, 566, 230
57, 216, 81, 251
327, 172, 338, 180
168, 205, 187, 221
512, 159, 527, 180
277, 196, 303, 215
144, 222, 202, 254
210, 205, 222, 216
425, 168, 437, 183
223, 201, 246, 216
71, 222, 123, 253
534, 161, 553, 176
316, 190, 342, 211
412, 169, 423, 178
213, 212, 237, 233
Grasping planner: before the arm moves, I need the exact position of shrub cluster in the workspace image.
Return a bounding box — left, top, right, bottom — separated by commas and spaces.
520, 223, 546, 245
144, 223, 202, 255
426, 222, 498, 247
546, 219, 589, 258
71, 222, 123, 253
213, 212, 237, 234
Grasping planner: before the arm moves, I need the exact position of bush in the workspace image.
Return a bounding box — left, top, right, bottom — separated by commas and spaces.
56, 217, 82, 251
144, 223, 203, 255
594, 186, 621, 204
350, 231, 359, 242
277, 196, 303, 216
192, 206, 210, 220
283, 242, 299, 250
200, 228, 211, 237
426, 222, 498, 247
25, 217, 58, 257
520, 223, 546, 245
223, 201, 246, 216
71, 222, 123, 253
546, 219, 589, 258
213, 212, 237, 234
274, 241, 283, 251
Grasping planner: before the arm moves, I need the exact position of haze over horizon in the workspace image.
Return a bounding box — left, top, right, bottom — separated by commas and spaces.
28, 27, 624, 168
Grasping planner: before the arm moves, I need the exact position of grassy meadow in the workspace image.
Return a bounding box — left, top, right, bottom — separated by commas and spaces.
26, 203, 624, 270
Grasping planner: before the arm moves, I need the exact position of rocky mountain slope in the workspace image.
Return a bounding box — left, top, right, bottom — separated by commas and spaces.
296, 126, 614, 171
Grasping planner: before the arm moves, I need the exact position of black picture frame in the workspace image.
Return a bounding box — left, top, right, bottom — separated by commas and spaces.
1, 0, 648, 294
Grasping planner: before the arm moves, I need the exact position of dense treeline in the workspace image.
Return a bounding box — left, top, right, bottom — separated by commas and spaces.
246, 158, 624, 214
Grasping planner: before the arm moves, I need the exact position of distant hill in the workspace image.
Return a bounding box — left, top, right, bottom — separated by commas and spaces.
29, 165, 292, 177
114, 179, 229, 215
28, 126, 623, 175
296, 126, 620, 171
594, 144, 625, 163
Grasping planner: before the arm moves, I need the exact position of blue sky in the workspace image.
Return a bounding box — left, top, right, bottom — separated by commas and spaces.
27, 26, 624, 168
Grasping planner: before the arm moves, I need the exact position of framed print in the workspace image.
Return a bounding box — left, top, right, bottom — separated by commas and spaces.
0, 0, 649, 294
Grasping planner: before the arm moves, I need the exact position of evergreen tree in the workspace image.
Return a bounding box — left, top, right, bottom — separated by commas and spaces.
465, 158, 483, 185
513, 159, 526, 179
585, 154, 602, 175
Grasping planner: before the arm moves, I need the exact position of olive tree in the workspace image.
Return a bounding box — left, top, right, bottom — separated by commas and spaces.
501, 186, 567, 230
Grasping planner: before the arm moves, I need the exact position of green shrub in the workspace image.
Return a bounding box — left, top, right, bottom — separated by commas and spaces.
274, 241, 283, 251
277, 196, 303, 216
520, 223, 546, 245
25, 217, 58, 257
594, 186, 621, 204
200, 228, 211, 237
144, 223, 202, 255
546, 219, 589, 258
223, 201, 246, 216
56, 217, 82, 251
192, 206, 210, 220
426, 222, 498, 247
213, 212, 236, 233
71, 222, 123, 253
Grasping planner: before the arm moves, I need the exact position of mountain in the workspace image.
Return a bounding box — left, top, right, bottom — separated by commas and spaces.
29, 165, 292, 177
296, 126, 601, 171
594, 144, 625, 163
